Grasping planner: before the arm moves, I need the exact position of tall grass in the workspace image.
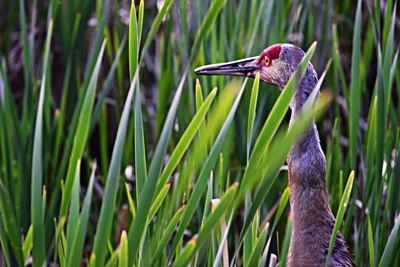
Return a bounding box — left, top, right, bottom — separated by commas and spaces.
0, 0, 399, 266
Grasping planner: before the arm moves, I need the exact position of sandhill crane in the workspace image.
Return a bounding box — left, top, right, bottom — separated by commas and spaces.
195, 44, 354, 267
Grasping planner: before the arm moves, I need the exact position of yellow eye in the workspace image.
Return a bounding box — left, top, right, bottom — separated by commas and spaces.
264, 56, 271, 66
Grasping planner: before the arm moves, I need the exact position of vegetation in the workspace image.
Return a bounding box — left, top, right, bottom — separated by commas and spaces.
0, 0, 399, 266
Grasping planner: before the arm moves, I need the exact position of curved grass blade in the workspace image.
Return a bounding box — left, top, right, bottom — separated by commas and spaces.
195, 80, 208, 157
325, 171, 354, 266
247, 225, 269, 267
367, 215, 375, 267
104, 249, 118, 267
67, 163, 96, 267
54, 217, 66, 265
212, 212, 234, 267
189, 0, 227, 62
378, 214, 400, 267
52, 3, 110, 194
90, 36, 127, 132
91, 74, 137, 267
22, 225, 33, 264
247, 73, 260, 161
271, 187, 290, 231
156, 88, 217, 194
138, 0, 144, 44
151, 205, 186, 265
172, 237, 197, 267
118, 231, 128, 267
196, 183, 237, 247
139, 0, 175, 63
31, 19, 53, 267
279, 218, 292, 267
174, 183, 237, 266
19, 0, 33, 130
0, 180, 23, 266
134, 80, 147, 198
128, 1, 138, 80
0, 228, 11, 267
125, 183, 136, 219
59, 41, 106, 216
148, 183, 170, 222
170, 79, 247, 259
66, 160, 81, 255
348, 0, 362, 169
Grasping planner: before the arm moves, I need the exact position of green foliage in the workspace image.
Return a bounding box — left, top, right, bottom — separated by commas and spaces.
0, 0, 399, 266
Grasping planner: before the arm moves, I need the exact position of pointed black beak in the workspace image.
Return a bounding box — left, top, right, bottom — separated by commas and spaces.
194, 56, 259, 77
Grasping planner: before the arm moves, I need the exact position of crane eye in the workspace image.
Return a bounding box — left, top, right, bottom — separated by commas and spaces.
264, 56, 271, 66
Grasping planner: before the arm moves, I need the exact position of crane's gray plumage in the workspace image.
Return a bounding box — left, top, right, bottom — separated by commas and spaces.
195, 43, 355, 266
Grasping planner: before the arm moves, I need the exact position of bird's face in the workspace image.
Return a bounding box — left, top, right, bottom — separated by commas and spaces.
195, 44, 304, 89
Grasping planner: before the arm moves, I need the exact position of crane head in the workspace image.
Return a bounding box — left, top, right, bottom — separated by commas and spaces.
195, 44, 306, 89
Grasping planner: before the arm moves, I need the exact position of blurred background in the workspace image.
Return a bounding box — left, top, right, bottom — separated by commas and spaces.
0, 0, 399, 266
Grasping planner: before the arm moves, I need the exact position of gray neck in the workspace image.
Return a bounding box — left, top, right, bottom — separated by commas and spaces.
287, 63, 324, 188
286, 66, 333, 264
284, 57, 353, 267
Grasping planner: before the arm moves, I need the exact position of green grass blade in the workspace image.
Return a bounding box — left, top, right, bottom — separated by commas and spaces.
125, 183, 136, 219
118, 231, 128, 267
128, 1, 138, 80
367, 215, 376, 267
92, 74, 137, 267
175, 183, 237, 266
194, 79, 208, 161
67, 163, 96, 267
90, 36, 127, 132
140, 0, 175, 63
31, 19, 53, 267
279, 218, 292, 267
172, 237, 197, 267
378, 214, 400, 267
247, 73, 260, 161
59, 41, 106, 216
326, 171, 355, 266
0, 180, 23, 266
0, 218, 11, 266
151, 205, 186, 265
196, 183, 238, 248
148, 184, 170, 222
247, 225, 269, 267
272, 187, 290, 230
170, 79, 247, 259
66, 160, 81, 256
190, 0, 227, 61
22, 225, 33, 264
127, 70, 189, 262
54, 217, 66, 265
104, 249, 118, 267
212, 212, 233, 267
156, 88, 217, 194
348, 0, 362, 169
138, 0, 144, 44
134, 80, 148, 199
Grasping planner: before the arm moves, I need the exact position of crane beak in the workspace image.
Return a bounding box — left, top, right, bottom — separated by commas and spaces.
194, 56, 259, 77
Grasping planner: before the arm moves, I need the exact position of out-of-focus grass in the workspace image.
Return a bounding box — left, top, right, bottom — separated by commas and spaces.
0, 0, 399, 266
